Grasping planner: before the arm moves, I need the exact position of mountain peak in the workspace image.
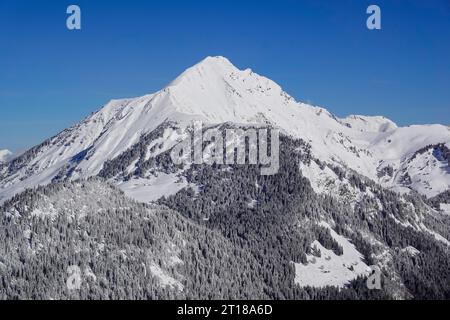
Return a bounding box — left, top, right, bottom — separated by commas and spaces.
0, 149, 12, 163
169, 56, 237, 87
163, 55, 292, 125
198, 55, 233, 66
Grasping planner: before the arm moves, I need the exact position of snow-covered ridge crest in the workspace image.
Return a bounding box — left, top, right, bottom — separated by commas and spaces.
341, 115, 398, 133
1, 56, 450, 204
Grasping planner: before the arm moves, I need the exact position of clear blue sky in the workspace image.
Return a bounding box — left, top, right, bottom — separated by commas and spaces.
1, 0, 449, 152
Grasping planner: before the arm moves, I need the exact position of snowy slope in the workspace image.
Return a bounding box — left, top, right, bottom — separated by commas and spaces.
1, 56, 449, 204
340, 115, 397, 133
294, 222, 370, 288
116, 174, 190, 204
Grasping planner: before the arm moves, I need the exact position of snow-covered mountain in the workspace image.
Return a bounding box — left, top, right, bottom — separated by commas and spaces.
1, 56, 449, 204
0, 150, 12, 162
2, 56, 450, 299
0, 150, 12, 163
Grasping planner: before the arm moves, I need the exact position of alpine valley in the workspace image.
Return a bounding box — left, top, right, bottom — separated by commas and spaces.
1, 57, 450, 299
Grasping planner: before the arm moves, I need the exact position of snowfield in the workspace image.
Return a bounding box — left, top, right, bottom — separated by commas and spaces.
117, 173, 190, 203
294, 222, 370, 288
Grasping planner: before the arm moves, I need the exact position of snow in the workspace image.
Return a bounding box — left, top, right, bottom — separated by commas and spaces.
148, 263, 184, 291
144, 128, 186, 161
0, 149, 12, 163
401, 246, 420, 256
247, 199, 258, 208
31, 208, 51, 218
427, 230, 450, 246
299, 160, 379, 211
299, 161, 333, 195
440, 203, 450, 215
117, 173, 189, 203
84, 266, 97, 282
418, 222, 450, 246
1, 56, 449, 204
369, 125, 449, 161
398, 145, 450, 197
294, 222, 370, 288
341, 115, 397, 133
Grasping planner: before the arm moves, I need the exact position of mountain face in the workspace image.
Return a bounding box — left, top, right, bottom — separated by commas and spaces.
1, 56, 450, 299
1, 56, 449, 205
1, 136, 450, 299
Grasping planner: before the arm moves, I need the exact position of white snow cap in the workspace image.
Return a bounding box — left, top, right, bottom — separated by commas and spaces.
0, 149, 12, 163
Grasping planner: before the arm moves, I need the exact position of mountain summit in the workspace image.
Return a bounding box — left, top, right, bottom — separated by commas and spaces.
0, 56, 449, 204
0, 150, 12, 163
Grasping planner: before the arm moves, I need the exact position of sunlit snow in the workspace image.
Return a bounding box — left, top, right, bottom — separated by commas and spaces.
294, 222, 370, 288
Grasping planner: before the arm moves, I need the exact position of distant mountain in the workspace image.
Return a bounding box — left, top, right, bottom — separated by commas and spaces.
1, 57, 450, 299
0, 150, 12, 163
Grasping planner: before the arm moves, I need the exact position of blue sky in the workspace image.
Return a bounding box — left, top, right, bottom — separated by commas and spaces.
0, 0, 449, 152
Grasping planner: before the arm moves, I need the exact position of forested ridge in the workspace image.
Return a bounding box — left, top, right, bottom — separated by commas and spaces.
1, 132, 450, 299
